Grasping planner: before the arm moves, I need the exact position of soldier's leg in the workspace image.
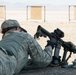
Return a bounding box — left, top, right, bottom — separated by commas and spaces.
0, 50, 17, 75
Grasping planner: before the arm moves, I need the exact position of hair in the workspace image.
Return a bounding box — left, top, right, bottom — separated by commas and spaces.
1, 26, 19, 34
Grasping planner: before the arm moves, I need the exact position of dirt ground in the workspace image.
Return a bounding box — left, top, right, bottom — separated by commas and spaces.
19, 66, 76, 75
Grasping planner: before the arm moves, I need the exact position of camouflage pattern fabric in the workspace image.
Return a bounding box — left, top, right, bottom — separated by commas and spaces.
0, 49, 17, 75
0, 30, 52, 75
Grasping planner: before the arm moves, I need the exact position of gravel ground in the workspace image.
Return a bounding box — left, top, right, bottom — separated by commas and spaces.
18, 66, 76, 75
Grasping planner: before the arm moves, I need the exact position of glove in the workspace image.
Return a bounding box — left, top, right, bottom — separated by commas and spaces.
66, 42, 76, 53
46, 40, 55, 49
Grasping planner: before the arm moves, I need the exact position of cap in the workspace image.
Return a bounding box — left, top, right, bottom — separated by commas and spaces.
1, 19, 20, 29
1, 19, 27, 32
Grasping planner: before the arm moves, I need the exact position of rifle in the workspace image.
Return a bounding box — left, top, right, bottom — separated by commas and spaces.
34, 25, 76, 66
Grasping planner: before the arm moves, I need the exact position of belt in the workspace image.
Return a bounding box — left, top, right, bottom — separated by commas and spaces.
0, 47, 14, 56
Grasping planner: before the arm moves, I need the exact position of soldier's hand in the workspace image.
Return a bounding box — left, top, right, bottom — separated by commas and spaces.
46, 40, 56, 49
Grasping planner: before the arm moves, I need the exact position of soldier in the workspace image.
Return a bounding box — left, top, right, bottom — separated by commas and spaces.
0, 19, 53, 75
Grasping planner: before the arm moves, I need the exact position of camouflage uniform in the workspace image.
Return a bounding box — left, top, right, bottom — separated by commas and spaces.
0, 20, 53, 75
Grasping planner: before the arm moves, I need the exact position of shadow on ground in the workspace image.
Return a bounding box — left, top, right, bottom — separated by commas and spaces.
18, 66, 76, 75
